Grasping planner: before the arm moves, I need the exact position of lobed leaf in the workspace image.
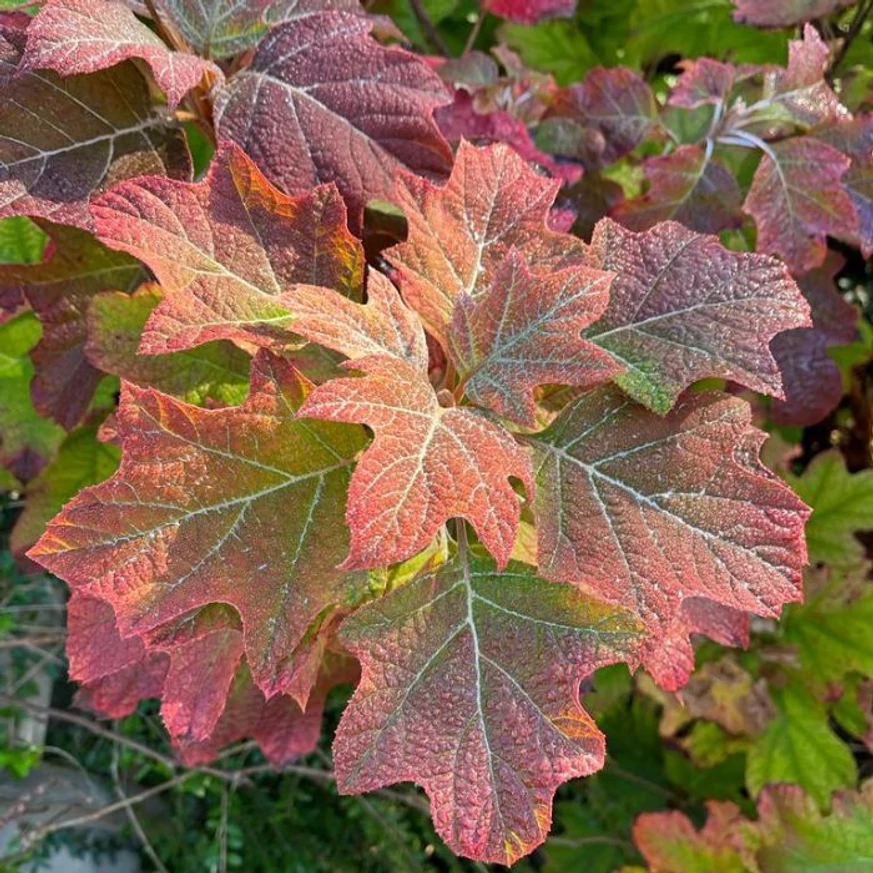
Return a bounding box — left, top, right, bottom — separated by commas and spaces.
448, 248, 620, 426
585, 219, 810, 414
29, 351, 369, 699
23, 0, 220, 109
213, 11, 452, 230
334, 553, 642, 865
299, 355, 534, 569
0, 17, 190, 229
387, 140, 587, 344
91, 143, 364, 354
527, 388, 809, 689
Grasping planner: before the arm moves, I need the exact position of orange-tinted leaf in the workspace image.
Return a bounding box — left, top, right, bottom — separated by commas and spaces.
335, 553, 642, 865
585, 219, 810, 414
298, 356, 534, 569
23, 0, 220, 110
611, 145, 742, 234
91, 143, 364, 354
213, 12, 451, 230
387, 141, 587, 344
527, 388, 809, 688
744, 137, 854, 274
0, 222, 142, 428
29, 352, 368, 699
0, 18, 190, 229
449, 249, 620, 426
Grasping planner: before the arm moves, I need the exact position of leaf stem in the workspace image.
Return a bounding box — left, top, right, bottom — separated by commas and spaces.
829, 0, 873, 79
463, 13, 486, 55
409, 0, 450, 57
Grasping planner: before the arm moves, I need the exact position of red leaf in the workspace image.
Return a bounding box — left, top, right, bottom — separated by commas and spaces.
611, 145, 743, 234
0, 18, 190, 230
669, 59, 736, 109
585, 219, 810, 414
23, 0, 220, 110
448, 249, 620, 426
91, 143, 364, 354
0, 222, 142, 428
732, 0, 854, 28
29, 351, 369, 699
213, 11, 452, 230
334, 553, 642, 865
387, 141, 587, 344
481, 0, 575, 25
527, 388, 809, 687
298, 355, 534, 569
744, 136, 854, 274
281, 270, 429, 370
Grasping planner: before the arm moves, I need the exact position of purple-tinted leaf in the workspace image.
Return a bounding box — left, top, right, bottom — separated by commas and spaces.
669, 59, 736, 109
732, 0, 854, 28
482, 0, 576, 24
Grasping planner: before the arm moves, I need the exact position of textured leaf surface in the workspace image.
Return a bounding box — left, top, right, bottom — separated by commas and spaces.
0, 21, 190, 229
213, 12, 451, 230
448, 249, 619, 426
281, 270, 428, 370
23, 0, 219, 109
299, 356, 534, 569
785, 450, 873, 567
29, 352, 368, 698
482, 0, 575, 24
335, 553, 642, 865
527, 388, 809, 687
732, 0, 854, 27
86, 285, 251, 406
611, 146, 742, 234
0, 222, 142, 428
584, 219, 810, 414
744, 137, 853, 274
153, 0, 362, 58
92, 144, 363, 354
0, 312, 65, 481
387, 141, 587, 344
747, 683, 857, 809
669, 59, 736, 109
0, 217, 46, 266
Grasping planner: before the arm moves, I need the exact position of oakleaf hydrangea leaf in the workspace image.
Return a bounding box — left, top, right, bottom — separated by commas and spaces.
668, 58, 736, 109
785, 450, 873, 567
23, 0, 220, 109
29, 351, 368, 699
387, 141, 587, 344
298, 356, 534, 569
527, 388, 809, 688
334, 553, 642, 865
0, 221, 142, 429
91, 143, 364, 354
611, 145, 742, 234
732, 0, 854, 28
281, 270, 429, 370
0, 16, 190, 229
482, 0, 576, 24
744, 137, 854, 275
448, 248, 620, 426
584, 219, 810, 414
214, 11, 452, 230
86, 284, 251, 407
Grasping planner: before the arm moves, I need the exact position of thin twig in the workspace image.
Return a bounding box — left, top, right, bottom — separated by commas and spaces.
409, 0, 450, 56
463, 13, 486, 55
829, 0, 873, 78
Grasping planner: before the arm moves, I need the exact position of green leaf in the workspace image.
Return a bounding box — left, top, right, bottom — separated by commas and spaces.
0, 217, 47, 265
746, 684, 857, 810
786, 450, 873, 567
500, 20, 599, 85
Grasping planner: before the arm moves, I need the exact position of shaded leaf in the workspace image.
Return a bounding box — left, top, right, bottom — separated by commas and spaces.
732, 0, 854, 28
214, 11, 452, 230
86, 284, 251, 406
29, 351, 368, 699
448, 248, 620, 426
91, 143, 364, 354
386, 140, 587, 344
527, 388, 809, 689
743, 137, 853, 276
669, 58, 736, 109
611, 145, 742, 234
299, 355, 534, 569
23, 0, 219, 109
0, 18, 190, 229
335, 553, 642, 865
585, 219, 810, 414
